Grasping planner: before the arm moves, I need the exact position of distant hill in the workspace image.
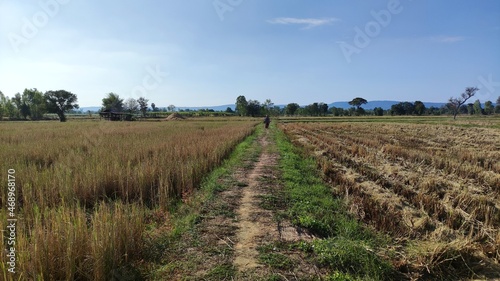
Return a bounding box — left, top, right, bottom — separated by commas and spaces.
80, 101, 454, 113
329, 100, 447, 110
177, 101, 449, 111
177, 104, 236, 111
79, 107, 101, 112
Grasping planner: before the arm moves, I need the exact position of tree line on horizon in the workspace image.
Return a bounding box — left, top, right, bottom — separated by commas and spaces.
235, 91, 500, 118
1, 88, 499, 121
0, 88, 79, 122
0, 90, 170, 122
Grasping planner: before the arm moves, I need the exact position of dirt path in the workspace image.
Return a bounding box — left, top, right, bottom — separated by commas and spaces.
160, 129, 316, 280
233, 136, 276, 270
233, 131, 314, 275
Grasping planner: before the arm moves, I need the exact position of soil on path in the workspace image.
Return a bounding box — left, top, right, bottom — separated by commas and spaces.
233, 136, 275, 270
161, 129, 316, 280
233, 131, 314, 275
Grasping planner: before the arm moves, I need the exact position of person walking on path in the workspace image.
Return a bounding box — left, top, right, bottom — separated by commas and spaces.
264, 115, 271, 129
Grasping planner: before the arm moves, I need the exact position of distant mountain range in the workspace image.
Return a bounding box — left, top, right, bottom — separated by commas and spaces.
328, 101, 447, 110
79, 101, 451, 113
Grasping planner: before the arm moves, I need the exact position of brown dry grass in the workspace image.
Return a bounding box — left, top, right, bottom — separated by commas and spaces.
281, 121, 500, 279
0, 120, 256, 280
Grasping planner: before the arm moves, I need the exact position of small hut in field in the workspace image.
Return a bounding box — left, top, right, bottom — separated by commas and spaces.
99, 110, 134, 121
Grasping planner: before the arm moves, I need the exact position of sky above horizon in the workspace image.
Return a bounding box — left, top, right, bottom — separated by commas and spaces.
1, 0, 499, 107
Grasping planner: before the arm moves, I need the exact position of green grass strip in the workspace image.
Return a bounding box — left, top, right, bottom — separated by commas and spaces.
273, 125, 395, 281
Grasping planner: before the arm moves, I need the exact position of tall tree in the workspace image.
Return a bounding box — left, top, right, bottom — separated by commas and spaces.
305, 103, 320, 116
137, 97, 149, 117
389, 102, 414, 115
12, 93, 30, 119
466, 103, 474, 115
285, 103, 300, 116
319, 103, 329, 116
246, 100, 261, 117
151, 103, 157, 112
262, 99, 274, 115
330, 107, 346, 116
124, 98, 139, 113
23, 88, 46, 120
414, 101, 426, 116
0, 91, 5, 119
373, 107, 384, 116
235, 95, 248, 116
448, 87, 478, 119
473, 99, 483, 115
402, 102, 415, 115
167, 105, 176, 112
484, 101, 494, 115
44, 90, 79, 122
102, 93, 124, 112
348, 97, 368, 110
1, 94, 17, 119
496, 96, 500, 113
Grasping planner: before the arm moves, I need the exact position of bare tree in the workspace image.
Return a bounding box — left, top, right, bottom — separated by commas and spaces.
448, 87, 478, 119
124, 98, 139, 113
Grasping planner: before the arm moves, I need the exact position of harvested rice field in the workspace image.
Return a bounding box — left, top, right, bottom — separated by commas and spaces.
281, 121, 500, 279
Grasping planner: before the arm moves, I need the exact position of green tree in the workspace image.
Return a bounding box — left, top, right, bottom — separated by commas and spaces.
402, 102, 415, 115
390, 103, 403, 115
225, 107, 234, 113
272, 106, 282, 116
262, 99, 274, 115
246, 100, 261, 117
0, 91, 5, 119
496, 96, 500, 113
330, 106, 345, 116
304, 103, 319, 116
23, 88, 46, 120
391, 102, 416, 115
484, 101, 494, 115
285, 103, 300, 116
137, 97, 149, 117
466, 103, 474, 115
319, 103, 329, 116
448, 87, 478, 119
458, 105, 468, 114
373, 107, 384, 116
151, 103, 157, 112
235, 95, 248, 116
2, 94, 18, 119
414, 101, 426, 115
348, 97, 368, 110
473, 99, 483, 115
12, 93, 30, 119
102, 93, 124, 112
44, 90, 79, 122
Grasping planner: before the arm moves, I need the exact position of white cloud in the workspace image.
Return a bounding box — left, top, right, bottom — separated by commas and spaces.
267, 17, 340, 29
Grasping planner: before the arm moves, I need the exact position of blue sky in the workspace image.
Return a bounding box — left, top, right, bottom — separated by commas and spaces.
1, 0, 499, 107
